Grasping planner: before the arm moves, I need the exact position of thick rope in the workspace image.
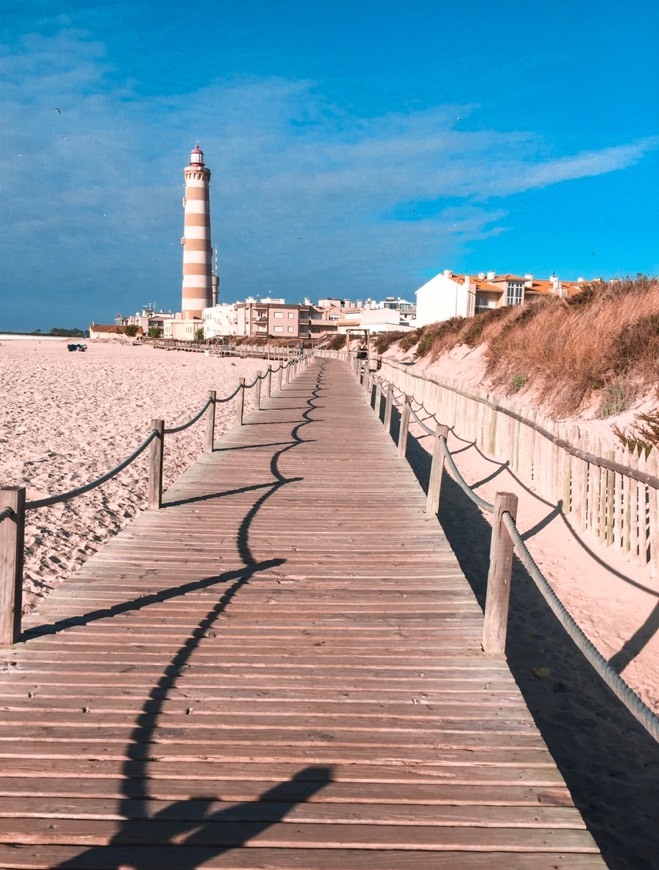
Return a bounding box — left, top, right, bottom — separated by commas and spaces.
26, 430, 158, 510
376, 367, 658, 740
215, 383, 244, 404
409, 405, 436, 437
503, 513, 659, 742
438, 436, 494, 513
0, 506, 14, 523
164, 396, 214, 434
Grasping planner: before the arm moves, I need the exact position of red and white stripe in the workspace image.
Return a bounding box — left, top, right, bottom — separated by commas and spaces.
181, 147, 212, 319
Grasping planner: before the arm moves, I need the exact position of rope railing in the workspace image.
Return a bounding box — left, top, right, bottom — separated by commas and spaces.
0, 353, 311, 646
383, 359, 659, 490
503, 513, 659, 741
364, 366, 659, 743
216, 383, 244, 404
164, 396, 215, 435
26, 430, 159, 510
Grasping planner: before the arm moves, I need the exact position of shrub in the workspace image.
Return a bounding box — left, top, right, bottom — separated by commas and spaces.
372, 331, 409, 354
598, 382, 636, 418
399, 328, 422, 352
511, 373, 528, 392
613, 411, 659, 456
329, 334, 346, 350
147, 327, 162, 339
461, 307, 510, 347
124, 324, 139, 337
415, 318, 464, 358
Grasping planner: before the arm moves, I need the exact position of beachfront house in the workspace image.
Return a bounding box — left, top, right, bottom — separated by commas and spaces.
415, 270, 586, 327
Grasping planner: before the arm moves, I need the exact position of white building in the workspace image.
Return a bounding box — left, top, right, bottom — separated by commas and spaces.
415, 269, 586, 327
415, 271, 477, 327
202, 304, 239, 339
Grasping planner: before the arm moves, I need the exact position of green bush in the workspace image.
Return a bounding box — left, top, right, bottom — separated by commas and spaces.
329, 334, 346, 350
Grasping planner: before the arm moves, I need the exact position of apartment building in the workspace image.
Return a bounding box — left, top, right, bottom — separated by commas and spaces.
416, 270, 585, 327
200, 299, 311, 340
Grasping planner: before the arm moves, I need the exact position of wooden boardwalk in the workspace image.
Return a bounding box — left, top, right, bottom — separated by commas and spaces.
0, 358, 604, 868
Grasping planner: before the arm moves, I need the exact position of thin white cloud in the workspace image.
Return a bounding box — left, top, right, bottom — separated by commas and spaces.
0, 24, 656, 329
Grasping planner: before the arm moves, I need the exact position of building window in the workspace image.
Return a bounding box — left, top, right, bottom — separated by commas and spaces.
288, 312, 295, 318
273, 325, 283, 333
506, 282, 523, 306
287, 326, 294, 333
273, 311, 284, 318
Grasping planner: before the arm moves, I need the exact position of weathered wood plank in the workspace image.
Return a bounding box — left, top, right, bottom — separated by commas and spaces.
0, 359, 604, 866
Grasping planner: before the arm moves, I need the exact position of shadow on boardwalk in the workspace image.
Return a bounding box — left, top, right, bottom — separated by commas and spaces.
401, 424, 659, 870
55, 766, 333, 869
52, 365, 331, 868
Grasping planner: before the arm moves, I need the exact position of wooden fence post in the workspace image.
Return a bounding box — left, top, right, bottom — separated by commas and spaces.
0, 487, 25, 646
397, 395, 411, 459
482, 492, 519, 655
148, 420, 164, 511
384, 383, 394, 434
237, 377, 246, 424
266, 366, 272, 398
205, 391, 216, 453
426, 424, 449, 515
257, 372, 264, 410
374, 377, 382, 417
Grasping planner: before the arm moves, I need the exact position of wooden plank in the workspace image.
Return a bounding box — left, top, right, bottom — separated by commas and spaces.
0, 359, 604, 866
0, 844, 606, 869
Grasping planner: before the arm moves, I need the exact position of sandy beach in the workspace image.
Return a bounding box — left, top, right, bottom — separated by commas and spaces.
2, 338, 656, 717
0, 339, 269, 610
1, 338, 658, 865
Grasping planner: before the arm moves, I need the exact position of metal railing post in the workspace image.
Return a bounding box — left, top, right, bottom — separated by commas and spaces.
148, 420, 164, 511
205, 391, 216, 453
483, 492, 519, 655
0, 487, 25, 646
426, 423, 449, 515
266, 366, 272, 398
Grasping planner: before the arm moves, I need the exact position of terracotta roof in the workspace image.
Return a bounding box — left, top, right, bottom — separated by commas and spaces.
90, 324, 130, 334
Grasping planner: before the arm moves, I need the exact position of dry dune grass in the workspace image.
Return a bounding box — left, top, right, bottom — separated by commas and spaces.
484, 277, 659, 416
379, 276, 659, 422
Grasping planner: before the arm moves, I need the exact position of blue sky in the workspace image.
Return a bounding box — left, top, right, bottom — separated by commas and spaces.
1, 0, 657, 331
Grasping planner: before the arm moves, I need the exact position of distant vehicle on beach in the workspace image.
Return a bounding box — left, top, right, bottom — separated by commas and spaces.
67, 343, 87, 352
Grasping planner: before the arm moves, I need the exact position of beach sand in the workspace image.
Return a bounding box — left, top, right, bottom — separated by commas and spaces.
1, 338, 657, 866
2, 338, 656, 712
381, 343, 659, 716
0, 339, 269, 610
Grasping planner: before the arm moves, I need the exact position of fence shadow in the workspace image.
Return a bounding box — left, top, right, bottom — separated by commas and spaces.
403, 430, 659, 870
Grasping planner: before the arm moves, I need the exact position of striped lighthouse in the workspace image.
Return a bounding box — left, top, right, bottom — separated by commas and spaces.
181, 145, 212, 319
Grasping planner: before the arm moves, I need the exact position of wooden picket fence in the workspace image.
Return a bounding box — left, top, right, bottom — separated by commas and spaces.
379, 360, 659, 573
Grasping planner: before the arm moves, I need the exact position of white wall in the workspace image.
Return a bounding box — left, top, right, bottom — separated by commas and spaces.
415, 273, 470, 326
